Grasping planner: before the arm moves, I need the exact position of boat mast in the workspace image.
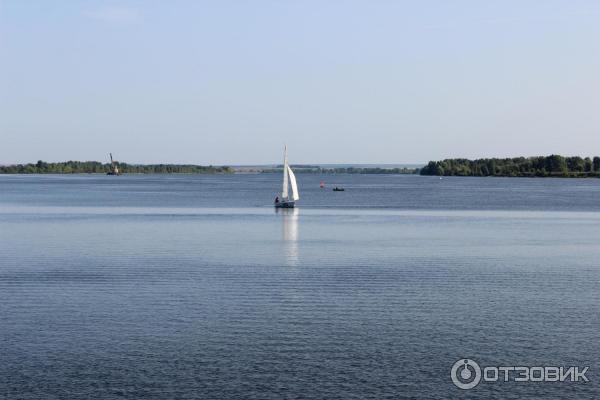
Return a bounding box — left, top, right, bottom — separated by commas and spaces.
282, 145, 289, 199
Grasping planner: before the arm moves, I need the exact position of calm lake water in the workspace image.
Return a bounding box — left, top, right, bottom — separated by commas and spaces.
1, 174, 599, 399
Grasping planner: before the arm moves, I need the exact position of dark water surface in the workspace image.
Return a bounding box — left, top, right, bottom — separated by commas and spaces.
1, 174, 599, 399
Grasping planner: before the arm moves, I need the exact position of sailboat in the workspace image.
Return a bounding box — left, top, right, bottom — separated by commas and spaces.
106, 153, 121, 176
274, 146, 299, 208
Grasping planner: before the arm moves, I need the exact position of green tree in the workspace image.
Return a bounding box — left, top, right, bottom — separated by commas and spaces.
594, 157, 600, 172
545, 155, 567, 174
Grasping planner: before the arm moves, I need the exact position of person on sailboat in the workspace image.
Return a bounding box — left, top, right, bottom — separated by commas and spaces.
275, 196, 279, 204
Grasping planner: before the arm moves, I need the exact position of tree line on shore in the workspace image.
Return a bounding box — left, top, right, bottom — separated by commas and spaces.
5, 156, 600, 177
420, 155, 600, 177
0, 161, 233, 174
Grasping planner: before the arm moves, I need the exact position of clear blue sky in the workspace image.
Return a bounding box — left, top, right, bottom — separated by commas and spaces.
1, 1, 599, 165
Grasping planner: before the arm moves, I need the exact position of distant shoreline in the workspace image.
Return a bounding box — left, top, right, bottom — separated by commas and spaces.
0, 161, 233, 174
5, 156, 600, 178
420, 155, 600, 178
0, 161, 421, 175
254, 166, 418, 175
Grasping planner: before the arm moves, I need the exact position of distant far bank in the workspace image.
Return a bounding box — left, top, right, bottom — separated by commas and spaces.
246, 165, 419, 175
0, 161, 233, 174
5, 156, 600, 178
0, 161, 421, 175
420, 155, 600, 178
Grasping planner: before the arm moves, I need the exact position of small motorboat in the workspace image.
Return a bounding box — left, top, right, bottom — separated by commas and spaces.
274, 146, 300, 208
332, 187, 345, 192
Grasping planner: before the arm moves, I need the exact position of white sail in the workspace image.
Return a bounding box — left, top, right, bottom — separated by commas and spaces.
287, 166, 299, 201
282, 146, 289, 199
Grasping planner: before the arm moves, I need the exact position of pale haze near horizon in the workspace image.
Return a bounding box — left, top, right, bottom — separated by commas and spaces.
1, 1, 599, 165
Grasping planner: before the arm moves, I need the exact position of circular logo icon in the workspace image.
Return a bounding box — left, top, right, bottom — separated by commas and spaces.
451, 359, 481, 390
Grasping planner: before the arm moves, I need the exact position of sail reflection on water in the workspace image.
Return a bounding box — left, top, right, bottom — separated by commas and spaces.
277, 207, 299, 266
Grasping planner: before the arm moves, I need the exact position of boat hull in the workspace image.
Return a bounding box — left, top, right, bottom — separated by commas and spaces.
275, 201, 295, 208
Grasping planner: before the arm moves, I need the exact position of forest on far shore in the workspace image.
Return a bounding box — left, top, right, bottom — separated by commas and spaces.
0, 161, 233, 174
420, 155, 600, 177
